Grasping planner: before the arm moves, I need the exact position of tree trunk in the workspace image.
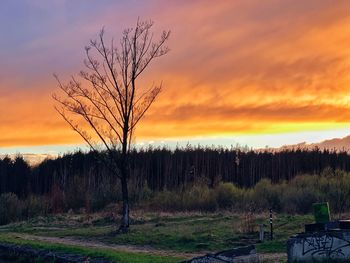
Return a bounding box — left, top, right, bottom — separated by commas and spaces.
119, 173, 129, 232
118, 128, 130, 233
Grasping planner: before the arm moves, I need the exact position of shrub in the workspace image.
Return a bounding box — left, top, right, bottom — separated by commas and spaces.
149, 190, 183, 211
23, 195, 50, 218
148, 184, 218, 212
129, 182, 153, 204
50, 184, 66, 213
64, 177, 87, 211
0, 192, 23, 225
215, 182, 242, 209
324, 171, 350, 214
241, 189, 255, 211
281, 187, 318, 214
251, 179, 283, 212
240, 212, 256, 233
183, 184, 217, 211
91, 183, 121, 212
281, 175, 322, 214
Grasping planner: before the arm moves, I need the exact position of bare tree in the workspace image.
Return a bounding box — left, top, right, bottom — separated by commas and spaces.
53, 19, 170, 232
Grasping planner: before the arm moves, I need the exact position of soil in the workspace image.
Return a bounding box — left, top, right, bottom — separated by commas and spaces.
14, 233, 202, 259
13, 234, 287, 261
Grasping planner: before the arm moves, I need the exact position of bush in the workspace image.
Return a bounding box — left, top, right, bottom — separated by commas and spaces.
50, 184, 65, 213
323, 170, 350, 214
251, 179, 283, 212
148, 183, 217, 212
23, 195, 50, 218
183, 184, 217, 211
281, 187, 319, 214
149, 190, 183, 211
64, 177, 87, 211
0, 192, 23, 225
215, 182, 242, 209
91, 183, 121, 212
281, 173, 325, 213
129, 182, 153, 204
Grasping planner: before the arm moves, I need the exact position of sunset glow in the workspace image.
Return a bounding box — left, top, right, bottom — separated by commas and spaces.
2, 0, 350, 152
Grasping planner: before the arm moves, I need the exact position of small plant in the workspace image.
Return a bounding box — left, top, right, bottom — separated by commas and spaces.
240, 211, 256, 234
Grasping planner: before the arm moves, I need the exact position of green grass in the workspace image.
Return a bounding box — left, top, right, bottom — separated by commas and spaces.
256, 240, 286, 253
0, 233, 182, 263
255, 214, 313, 253
8, 214, 247, 252
0, 212, 314, 257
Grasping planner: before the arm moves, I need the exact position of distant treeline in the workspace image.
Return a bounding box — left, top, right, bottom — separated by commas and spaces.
1, 147, 350, 199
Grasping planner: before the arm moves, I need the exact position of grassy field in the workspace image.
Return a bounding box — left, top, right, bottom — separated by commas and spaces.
0, 233, 182, 263
0, 211, 314, 262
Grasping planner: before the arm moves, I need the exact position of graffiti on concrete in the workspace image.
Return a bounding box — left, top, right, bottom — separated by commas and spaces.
302, 234, 350, 258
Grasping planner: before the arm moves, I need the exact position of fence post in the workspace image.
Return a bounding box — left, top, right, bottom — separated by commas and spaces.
270, 208, 273, 240
259, 224, 264, 242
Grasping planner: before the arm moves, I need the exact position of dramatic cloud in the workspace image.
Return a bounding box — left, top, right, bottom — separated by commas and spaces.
1, 0, 350, 147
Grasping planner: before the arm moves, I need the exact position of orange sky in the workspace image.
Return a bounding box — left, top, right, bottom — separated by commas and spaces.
2, 0, 350, 151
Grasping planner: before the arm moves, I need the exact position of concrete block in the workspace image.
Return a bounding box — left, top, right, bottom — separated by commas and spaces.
288, 230, 350, 262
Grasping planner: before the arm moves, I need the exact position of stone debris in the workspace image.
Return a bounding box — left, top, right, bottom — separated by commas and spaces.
182, 245, 259, 263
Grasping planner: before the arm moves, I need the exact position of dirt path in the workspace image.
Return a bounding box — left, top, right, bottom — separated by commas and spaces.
13, 233, 201, 259
259, 252, 287, 262
13, 233, 287, 261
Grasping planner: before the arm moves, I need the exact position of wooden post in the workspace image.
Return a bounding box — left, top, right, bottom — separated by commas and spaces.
259, 224, 264, 242
270, 208, 273, 240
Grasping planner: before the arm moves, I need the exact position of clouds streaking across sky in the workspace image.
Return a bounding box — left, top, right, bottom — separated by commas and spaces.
1, 0, 350, 153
